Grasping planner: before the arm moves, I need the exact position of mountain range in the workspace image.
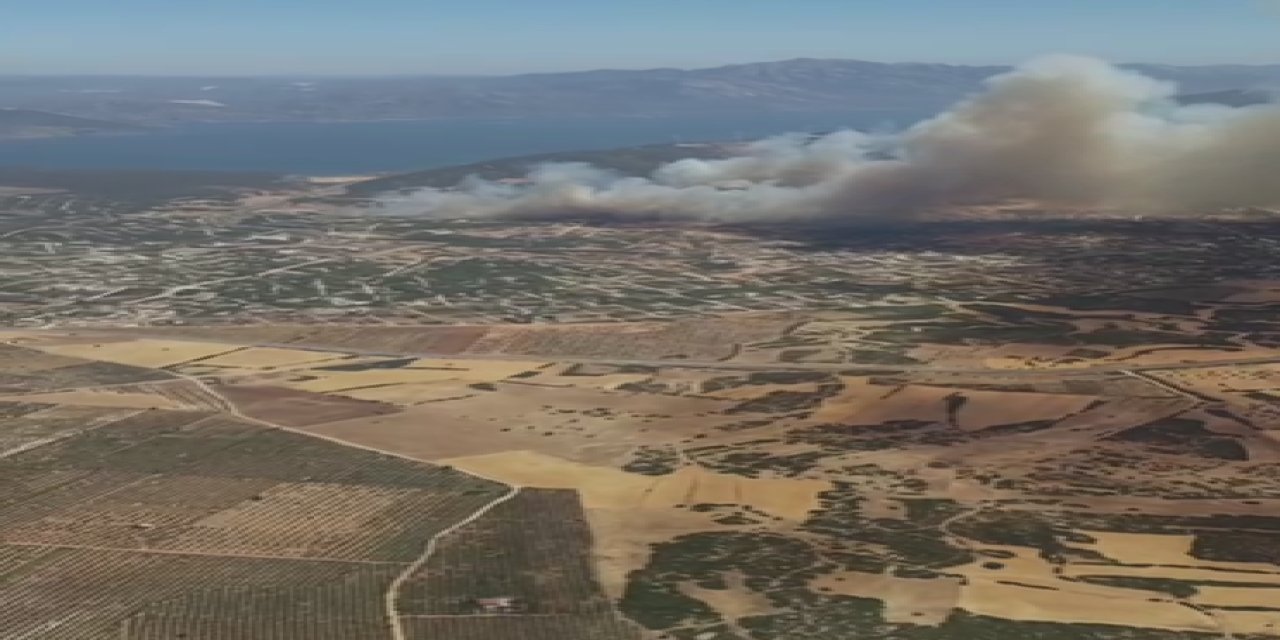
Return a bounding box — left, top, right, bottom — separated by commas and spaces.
2, 59, 1277, 124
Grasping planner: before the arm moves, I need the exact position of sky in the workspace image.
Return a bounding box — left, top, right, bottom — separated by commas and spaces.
3, 0, 1277, 76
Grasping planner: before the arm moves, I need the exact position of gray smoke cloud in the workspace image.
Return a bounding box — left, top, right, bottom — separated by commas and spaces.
385, 56, 1280, 222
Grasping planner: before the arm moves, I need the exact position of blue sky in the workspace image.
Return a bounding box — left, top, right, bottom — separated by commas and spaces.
4, 0, 1276, 75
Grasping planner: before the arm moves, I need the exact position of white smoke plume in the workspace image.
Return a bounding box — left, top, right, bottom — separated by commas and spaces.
386, 56, 1280, 222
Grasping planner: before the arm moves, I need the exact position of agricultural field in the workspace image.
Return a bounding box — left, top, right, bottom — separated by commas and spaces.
5, 323, 1280, 638
7, 191, 1280, 638
0, 355, 535, 638
396, 489, 640, 639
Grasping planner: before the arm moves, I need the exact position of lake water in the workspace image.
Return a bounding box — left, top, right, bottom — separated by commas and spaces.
0, 110, 924, 175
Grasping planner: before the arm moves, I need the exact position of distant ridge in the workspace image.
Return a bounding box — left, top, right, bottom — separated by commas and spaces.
1176, 88, 1273, 107
4, 58, 1279, 123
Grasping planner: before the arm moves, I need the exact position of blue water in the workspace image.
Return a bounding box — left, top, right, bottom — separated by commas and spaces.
0, 111, 924, 175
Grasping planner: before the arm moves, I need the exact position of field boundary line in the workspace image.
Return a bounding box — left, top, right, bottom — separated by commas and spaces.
1120, 369, 1207, 404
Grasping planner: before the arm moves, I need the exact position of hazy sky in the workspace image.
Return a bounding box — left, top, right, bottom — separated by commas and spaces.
4, 0, 1277, 75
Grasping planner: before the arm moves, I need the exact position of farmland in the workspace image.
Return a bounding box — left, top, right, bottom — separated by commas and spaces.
4, 174, 1280, 637
5, 312, 1280, 637
8, 172, 1280, 335
0, 385, 516, 637
396, 489, 640, 639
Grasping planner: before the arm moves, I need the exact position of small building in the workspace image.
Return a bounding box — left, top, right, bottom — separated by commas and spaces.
474, 596, 523, 614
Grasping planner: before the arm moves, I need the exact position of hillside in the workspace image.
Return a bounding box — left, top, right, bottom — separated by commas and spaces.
5, 59, 1279, 123
0, 108, 143, 139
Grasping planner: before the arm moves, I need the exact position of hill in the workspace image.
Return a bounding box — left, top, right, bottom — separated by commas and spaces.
0, 108, 143, 139
5, 59, 1280, 123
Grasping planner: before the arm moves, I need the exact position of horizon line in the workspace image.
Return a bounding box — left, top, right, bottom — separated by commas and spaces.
4, 56, 1279, 80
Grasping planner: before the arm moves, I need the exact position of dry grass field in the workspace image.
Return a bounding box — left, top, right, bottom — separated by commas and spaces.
7, 336, 240, 369
215, 383, 400, 427
302, 381, 741, 466
192, 346, 357, 369
948, 538, 1280, 635
811, 572, 962, 624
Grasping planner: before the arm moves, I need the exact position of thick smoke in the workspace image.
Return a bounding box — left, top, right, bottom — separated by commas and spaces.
387, 56, 1280, 222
